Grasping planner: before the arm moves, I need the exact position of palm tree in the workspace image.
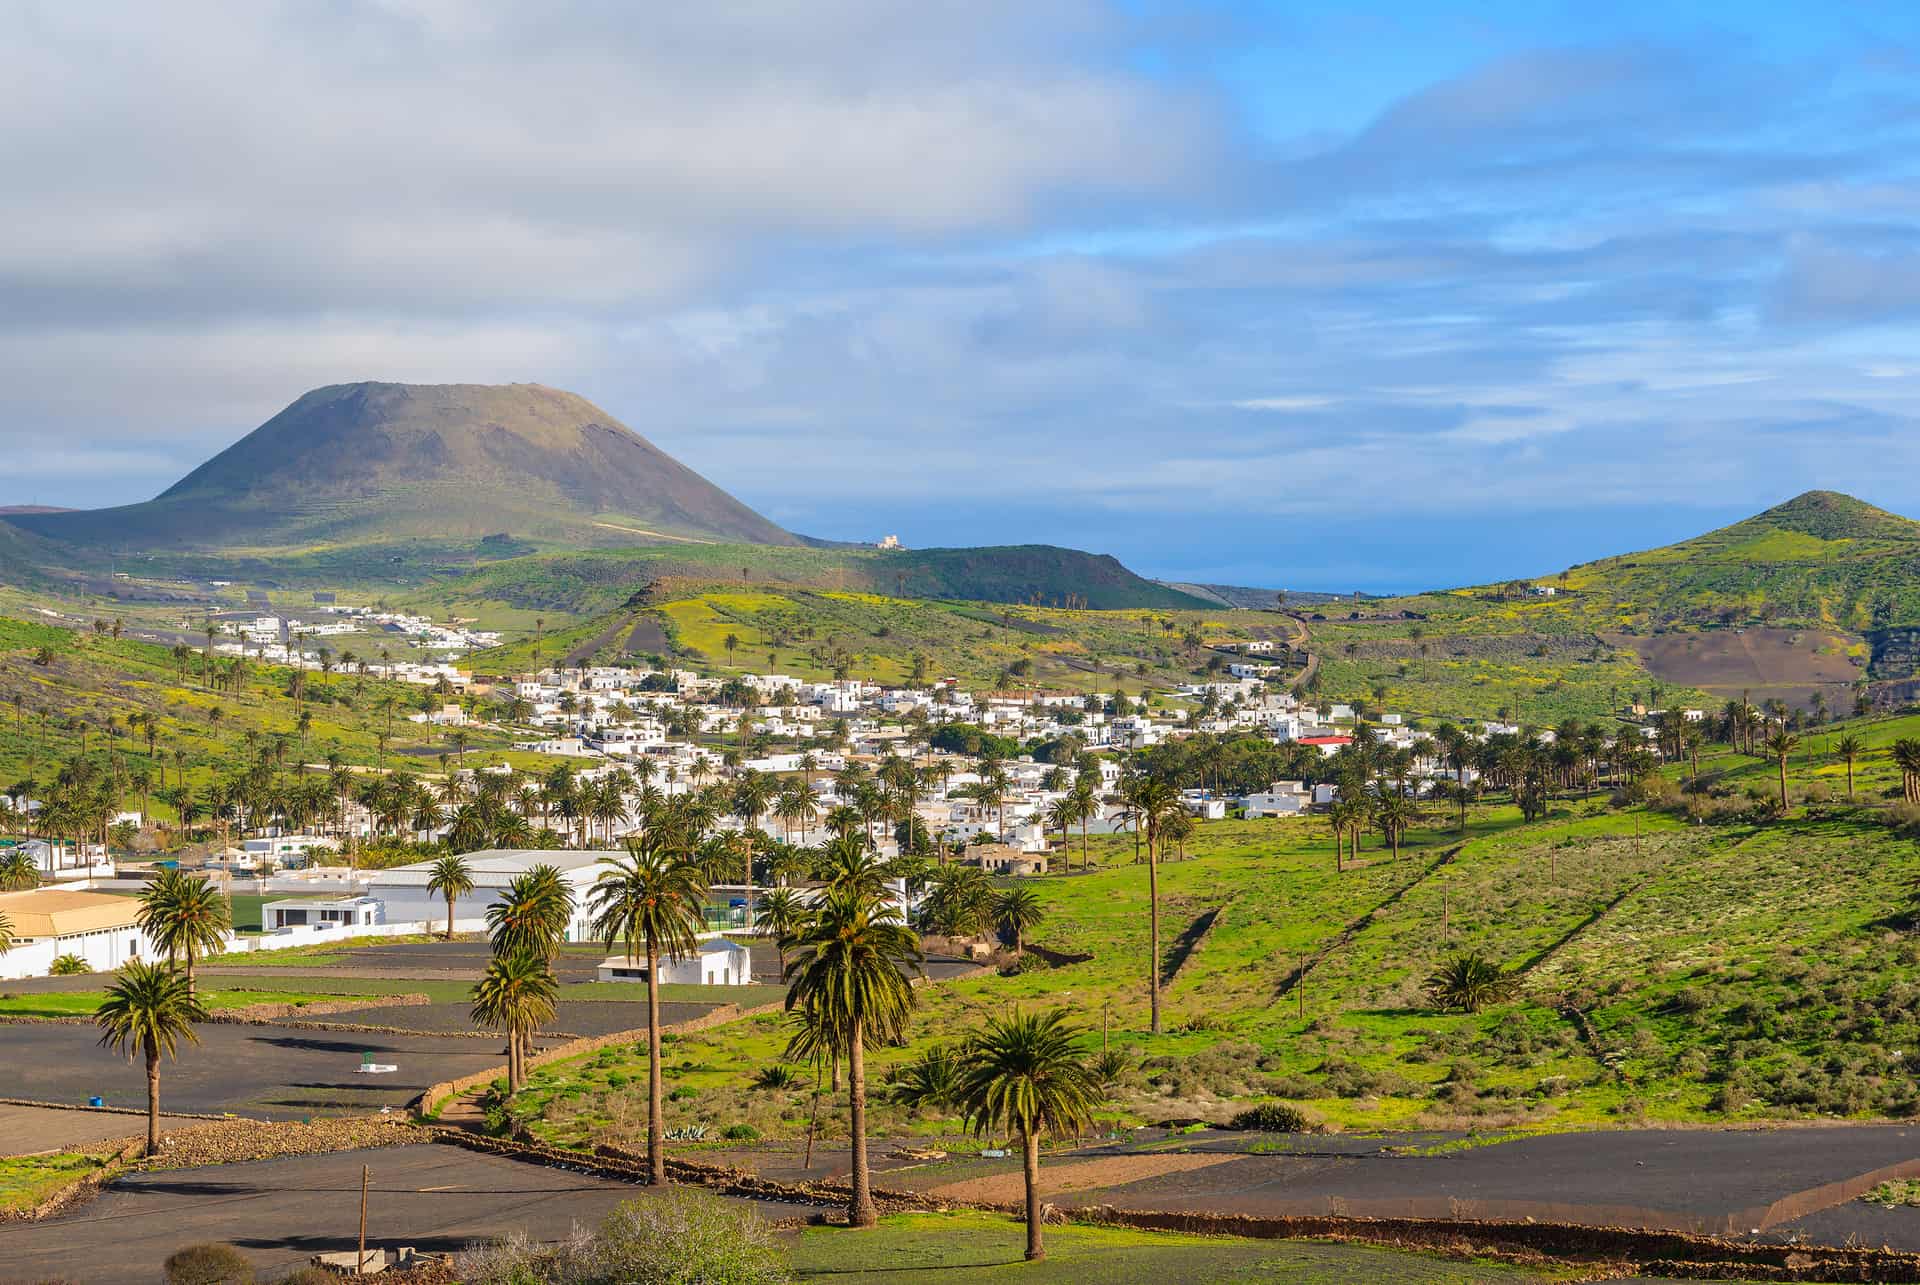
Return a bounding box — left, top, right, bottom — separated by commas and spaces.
469, 950, 557, 1094
135, 870, 230, 995
485, 865, 574, 963
1129, 776, 1182, 1035
1423, 951, 1514, 1013
954, 1007, 1104, 1262
1835, 733, 1863, 801
1371, 789, 1416, 860
0, 909, 13, 956
94, 959, 206, 1153
993, 885, 1045, 956
0, 849, 37, 892
1764, 729, 1799, 812
784, 883, 923, 1228
758, 887, 809, 975
426, 853, 475, 941
590, 833, 708, 1185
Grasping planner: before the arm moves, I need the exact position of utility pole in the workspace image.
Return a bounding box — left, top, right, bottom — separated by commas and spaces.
358, 1164, 370, 1274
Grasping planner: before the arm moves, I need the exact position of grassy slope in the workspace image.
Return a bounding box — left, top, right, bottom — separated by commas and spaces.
511, 718, 1920, 1144
0, 613, 544, 816
788, 1212, 1566, 1283
468, 587, 1281, 696
411, 542, 1213, 619
1298, 492, 1920, 720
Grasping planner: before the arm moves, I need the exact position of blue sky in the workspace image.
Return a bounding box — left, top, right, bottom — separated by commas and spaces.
8, 2, 1920, 591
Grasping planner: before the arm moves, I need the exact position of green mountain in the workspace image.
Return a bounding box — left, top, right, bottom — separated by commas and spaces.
419, 541, 1213, 616
1557, 490, 1920, 631
5, 382, 798, 553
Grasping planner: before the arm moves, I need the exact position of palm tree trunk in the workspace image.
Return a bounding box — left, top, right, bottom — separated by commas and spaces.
647, 940, 666, 1185
1023, 1128, 1045, 1260
145, 1040, 161, 1155
848, 1011, 875, 1228
1147, 838, 1162, 1035
446, 895, 455, 942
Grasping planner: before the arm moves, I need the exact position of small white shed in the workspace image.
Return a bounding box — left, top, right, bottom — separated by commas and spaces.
597, 940, 752, 986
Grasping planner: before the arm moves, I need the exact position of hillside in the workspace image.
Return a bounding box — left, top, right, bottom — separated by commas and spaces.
511, 715, 1920, 1139
462, 582, 1272, 694
5, 382, 797, 553
414, 541, 1213, 617
1293, 491, 1920, 721
1557, 490, 1920, 631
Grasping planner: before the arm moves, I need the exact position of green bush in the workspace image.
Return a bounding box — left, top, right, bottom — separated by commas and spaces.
721, 1123, 760, 1141
162, 1243, 254, 1285
1228, 1102, 1312, 1133
49, 954, 89, 976
456, 1187, 789, 1284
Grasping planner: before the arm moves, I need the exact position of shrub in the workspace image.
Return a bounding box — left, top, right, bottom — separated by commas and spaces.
458, 1188, 789, 1284
752, 1064, 800, 1090
1228, 1102, 1312, 1133
721, 1123, 760, 1142
1423, 952, 1516, 1013
49, 954, 89, 976
162, 1243, 254, 1285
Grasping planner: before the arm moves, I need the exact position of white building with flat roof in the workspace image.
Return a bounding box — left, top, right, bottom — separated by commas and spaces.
364, 848, 620, 942
596, 939, 752, 986
0, 888, 157, 980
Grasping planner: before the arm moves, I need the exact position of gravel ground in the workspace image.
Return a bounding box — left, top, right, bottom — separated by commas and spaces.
271, 998, 722, 1038
0, 1144, 811, 1285
0, 1104, 205, 1156
0, 1022, 507, 1120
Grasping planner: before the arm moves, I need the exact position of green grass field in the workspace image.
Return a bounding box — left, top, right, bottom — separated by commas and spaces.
0, 1152, 114, 1214
0, 985, 378, 1018
500, 712, 1920, 1147
787, 1212, 1569, 1282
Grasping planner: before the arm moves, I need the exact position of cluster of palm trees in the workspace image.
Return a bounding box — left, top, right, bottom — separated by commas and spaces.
88, 869, 232, 1153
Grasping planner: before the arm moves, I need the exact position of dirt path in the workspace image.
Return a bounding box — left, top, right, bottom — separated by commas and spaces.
925, 1151, 1239, 1205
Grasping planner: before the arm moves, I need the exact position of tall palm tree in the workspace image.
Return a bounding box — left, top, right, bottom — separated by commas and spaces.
993, 885, 1045, 956
0, 909, 13, 955
470, 950, 556, 1093
784, 883, 923, 1228
1129, 776, 1182, 1035
758, 887, 809, 975
955, 1007, 1103, 1262
135, 870, 230, 995
590, 832, 708, 1185
1764, 729, 1799, 812
426, 853, 475, 941
1835, 733, 1863, 801
485, 865, 574, 963
94, 959, 205, 1153
0, 849, 37, 892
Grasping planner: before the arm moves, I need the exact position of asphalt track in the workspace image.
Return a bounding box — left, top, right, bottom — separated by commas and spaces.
1057, 1125, 1920, 1238
0, 1144, 808, 1285
0, 1023, 507, 1119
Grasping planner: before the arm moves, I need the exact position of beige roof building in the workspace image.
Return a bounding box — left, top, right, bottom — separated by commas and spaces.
0, 888, 142, 941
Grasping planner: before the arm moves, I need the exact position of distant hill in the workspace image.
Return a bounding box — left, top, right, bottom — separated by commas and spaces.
5, 382, 798, 552
1555, 490, 1920, 631
417, 541, 1213, 616
1160, 581, 1349, 610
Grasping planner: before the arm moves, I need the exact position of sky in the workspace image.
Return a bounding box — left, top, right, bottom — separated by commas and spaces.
9, 2, 1920, 592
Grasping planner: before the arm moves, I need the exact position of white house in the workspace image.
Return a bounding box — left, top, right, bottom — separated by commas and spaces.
365, 848, 621, 942
596, 939, 752, 986
0, 888, 158, 980
18, 837, 113, 882
1242, 781, 1311, 818
263, 895, 382, 932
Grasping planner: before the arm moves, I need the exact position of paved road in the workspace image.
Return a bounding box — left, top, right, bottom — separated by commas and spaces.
0, 1105, 207, 1157
1061, 1126, 1920, 1237
0, 1023, 506, 1119
0, 1144, 803, 1284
